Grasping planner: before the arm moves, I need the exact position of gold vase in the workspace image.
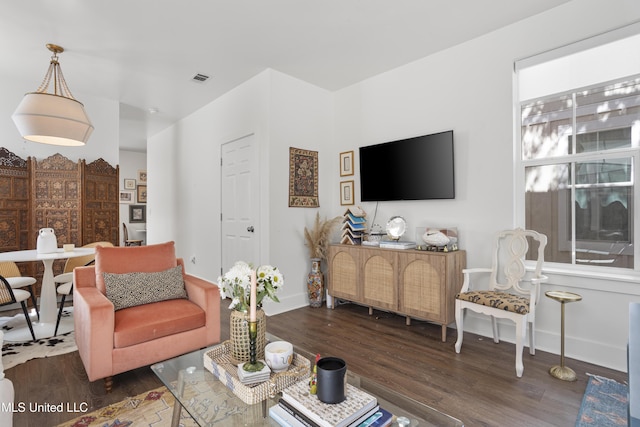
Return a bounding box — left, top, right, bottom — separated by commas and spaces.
229, 308, 266, 362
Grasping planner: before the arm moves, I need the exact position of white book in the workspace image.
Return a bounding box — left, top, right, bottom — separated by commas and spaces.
281, 380, 377, 427
270, 404, 306, 427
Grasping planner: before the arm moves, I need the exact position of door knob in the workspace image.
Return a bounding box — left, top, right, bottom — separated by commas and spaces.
247, 226, 255, 233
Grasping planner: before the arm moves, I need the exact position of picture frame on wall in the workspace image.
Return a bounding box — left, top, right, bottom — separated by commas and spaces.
129, 205, 146, 223
340, 151, 354, 176
137, 185, 147, 203
119, 191, 134, 204
124, 178, 136, 190
340, 180, 354, 205
138, 170, 147, 183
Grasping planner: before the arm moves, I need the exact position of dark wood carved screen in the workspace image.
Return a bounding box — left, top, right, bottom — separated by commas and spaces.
0, 148, 34, 278
81, 158, 119, 245
31, 154, 82, 246
0, 150, 119, 296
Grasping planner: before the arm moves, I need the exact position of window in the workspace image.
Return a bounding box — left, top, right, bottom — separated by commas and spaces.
520, 76, 640, 269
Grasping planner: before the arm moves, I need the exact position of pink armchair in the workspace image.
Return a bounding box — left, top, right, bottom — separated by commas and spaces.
73, 241, 220, 391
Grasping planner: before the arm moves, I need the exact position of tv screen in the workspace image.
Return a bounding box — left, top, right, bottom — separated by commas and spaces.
359, 130, 455, 201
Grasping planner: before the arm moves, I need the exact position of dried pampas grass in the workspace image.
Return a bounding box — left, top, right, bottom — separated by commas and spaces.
304, 213, 341, 260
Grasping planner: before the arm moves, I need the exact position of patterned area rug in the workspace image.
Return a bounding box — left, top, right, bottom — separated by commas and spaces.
575, 374, 628, 426
57, 386, 198, 427
1, 308, 77, 369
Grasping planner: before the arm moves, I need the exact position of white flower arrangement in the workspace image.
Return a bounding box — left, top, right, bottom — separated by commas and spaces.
217, 261, 284, 311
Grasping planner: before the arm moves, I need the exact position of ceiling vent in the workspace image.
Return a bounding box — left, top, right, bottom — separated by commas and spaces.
191, 73, 210, 83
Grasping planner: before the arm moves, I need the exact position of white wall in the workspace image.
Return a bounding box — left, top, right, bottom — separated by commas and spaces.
118, 150, 147, 245
148, 0, 640, 371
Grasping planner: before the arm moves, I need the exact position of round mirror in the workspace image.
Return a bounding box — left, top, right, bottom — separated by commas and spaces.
386, 216, 406, 240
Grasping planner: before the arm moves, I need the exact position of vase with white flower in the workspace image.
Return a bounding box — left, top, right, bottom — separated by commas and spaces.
218, 261, 284, 362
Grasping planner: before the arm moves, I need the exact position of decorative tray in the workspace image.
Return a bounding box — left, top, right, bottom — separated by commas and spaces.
203, 340, 311, 405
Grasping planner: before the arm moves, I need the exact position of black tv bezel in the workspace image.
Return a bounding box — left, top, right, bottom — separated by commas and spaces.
358, 130, 455, 202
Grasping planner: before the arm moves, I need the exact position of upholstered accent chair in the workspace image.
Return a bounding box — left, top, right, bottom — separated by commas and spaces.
73, 241, 220, 391
454, 228, 547, 377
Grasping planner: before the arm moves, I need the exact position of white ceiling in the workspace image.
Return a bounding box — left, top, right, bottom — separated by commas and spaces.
1, 1, 570, 152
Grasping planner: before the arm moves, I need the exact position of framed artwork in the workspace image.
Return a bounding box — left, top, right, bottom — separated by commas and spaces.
138, 170, 147, 184
124, 178, 136, 190
340, 151, 354, 176
119, 191, 134, 204
288, 147, 319, 207
137, 185, 147, 203
129, 205, 146, 223
340, 180, 354, 205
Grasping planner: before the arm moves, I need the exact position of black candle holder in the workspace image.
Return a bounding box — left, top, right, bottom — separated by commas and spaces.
242, 321, 265, 372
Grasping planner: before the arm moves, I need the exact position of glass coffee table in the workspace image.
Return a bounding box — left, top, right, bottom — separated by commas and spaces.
151, 333, 463, 426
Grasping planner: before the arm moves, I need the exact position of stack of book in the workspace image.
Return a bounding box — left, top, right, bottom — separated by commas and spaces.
270, 379, 393, 427
340, 206, 367, 245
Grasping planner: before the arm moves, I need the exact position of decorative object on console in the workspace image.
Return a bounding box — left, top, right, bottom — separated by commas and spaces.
385, 216, 406, 241
340, 206, 366, 245
36, 228, 57, 254
217, 261, 283, 361
12, 44, 93, 146
417, 227, 459, 252
289, 147, 319, 207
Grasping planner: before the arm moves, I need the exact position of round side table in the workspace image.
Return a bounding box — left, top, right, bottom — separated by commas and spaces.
545, 290, 582, 381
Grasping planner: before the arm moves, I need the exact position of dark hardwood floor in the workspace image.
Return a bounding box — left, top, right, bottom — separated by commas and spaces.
5, 302, 627, 427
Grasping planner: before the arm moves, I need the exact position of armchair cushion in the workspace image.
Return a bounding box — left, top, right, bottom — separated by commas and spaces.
456, 290, 530, 314
104, 265, 187, 310
114, 298, 205, 348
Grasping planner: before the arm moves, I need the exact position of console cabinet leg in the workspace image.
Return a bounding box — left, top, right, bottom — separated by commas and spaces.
406, 316, 411, 326
441, 325, 447, 342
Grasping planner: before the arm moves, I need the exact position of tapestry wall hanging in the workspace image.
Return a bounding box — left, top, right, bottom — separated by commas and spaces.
289, 147, 319, 207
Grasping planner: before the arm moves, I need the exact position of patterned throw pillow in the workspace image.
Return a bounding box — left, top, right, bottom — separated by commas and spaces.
103, 265, 187, 311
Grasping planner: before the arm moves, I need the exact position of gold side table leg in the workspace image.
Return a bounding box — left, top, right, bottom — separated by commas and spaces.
549, 301, 577, 381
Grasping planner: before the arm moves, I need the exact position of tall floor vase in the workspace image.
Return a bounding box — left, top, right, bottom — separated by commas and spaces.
229, 308, 266, 362
307, 258, 324, 308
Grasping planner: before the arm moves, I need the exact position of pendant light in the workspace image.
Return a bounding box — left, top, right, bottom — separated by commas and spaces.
12, 44, 93, 146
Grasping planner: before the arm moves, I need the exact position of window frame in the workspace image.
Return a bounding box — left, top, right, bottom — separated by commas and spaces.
515, 76, 640, 275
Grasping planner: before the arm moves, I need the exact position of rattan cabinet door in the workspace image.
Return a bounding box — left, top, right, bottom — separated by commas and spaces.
362, 248, 397, 311
398, 252, 446, 322
327, 245, 361, 302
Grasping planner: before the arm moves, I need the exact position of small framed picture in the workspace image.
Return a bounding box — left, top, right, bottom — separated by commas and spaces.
119, 191, 134, 204
124, 178, 136, 190
340, 180, 354, 205
129, 205, 146, 223
138, 170, 147, 184
340, 151, 354, 176
137, 185, 147, 203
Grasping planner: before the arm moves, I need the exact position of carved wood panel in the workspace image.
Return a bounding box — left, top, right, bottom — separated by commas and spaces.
0, 148, 34, 278
81, 158, 119, 245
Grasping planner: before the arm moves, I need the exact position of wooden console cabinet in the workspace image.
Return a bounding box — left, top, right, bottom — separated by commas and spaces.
327, 244, 466, 342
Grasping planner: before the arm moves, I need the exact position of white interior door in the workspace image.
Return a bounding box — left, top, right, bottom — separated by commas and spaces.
221, 134, 260, 275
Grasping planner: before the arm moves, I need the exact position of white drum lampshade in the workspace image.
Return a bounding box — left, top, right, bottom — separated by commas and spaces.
12, 44, 93, 146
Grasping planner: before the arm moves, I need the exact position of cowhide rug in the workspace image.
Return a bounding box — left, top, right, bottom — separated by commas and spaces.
0, 308, 77, 370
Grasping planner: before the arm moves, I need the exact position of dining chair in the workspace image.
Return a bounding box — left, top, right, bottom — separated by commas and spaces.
0, 275, 36, 341
0, 262, 39, 321
122, 223, 143, 246
53, 241, 114, 336
454, 228, 548, 377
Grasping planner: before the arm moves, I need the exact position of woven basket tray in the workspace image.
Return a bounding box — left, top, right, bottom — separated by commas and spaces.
203, 340, 311, 405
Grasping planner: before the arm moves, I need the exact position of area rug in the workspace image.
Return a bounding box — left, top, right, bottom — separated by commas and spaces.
1, 308, 77, 369
575, 374, 628, 426
57, 386, 197, 427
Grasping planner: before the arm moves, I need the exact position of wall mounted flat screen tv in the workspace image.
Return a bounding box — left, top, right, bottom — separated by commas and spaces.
359, 130, 455, 201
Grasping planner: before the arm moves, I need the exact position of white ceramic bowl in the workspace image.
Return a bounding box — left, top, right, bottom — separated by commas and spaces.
264, 341, 293, 373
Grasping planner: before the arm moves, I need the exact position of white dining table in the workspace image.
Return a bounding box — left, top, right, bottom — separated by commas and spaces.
0, 247, 95, 341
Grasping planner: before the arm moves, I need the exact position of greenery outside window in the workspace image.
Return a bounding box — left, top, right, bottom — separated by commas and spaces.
520, 76, 640, 269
